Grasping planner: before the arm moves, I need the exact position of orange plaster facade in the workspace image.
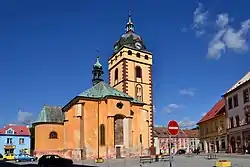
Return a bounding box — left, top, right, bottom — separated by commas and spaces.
34, 98, 149, 160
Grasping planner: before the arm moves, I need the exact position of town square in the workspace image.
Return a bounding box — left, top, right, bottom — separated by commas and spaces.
1, 0, 250, 166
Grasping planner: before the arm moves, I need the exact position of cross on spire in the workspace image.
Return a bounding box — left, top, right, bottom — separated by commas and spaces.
126, 11, 135, 33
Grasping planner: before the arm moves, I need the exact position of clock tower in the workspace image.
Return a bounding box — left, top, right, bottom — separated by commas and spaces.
108, 13, 155, 153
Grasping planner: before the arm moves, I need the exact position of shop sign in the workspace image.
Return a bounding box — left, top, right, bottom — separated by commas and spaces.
4, 145, 16, 149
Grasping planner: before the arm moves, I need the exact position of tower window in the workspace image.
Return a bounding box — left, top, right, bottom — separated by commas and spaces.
135, 66, 142, 78
145, 55, 148, 60
100, 124, 105, 146
136, 53, 140, 58
128, 50, 132, 55
115, 68, 118, 81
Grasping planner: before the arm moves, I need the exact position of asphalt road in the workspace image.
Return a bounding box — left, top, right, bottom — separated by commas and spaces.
1, 155, 249, 167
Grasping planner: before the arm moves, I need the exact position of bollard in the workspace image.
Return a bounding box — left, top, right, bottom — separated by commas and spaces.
215, 160, 231, 167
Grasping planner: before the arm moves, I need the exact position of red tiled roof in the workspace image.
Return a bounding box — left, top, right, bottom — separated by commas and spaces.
0, 125, 30, 136
197, 99, 225, 124
183, 130, 199, 138
154, 127, 188, 138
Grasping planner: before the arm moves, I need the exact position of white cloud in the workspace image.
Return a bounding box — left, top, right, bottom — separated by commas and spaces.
178, 118, 196, 128
153, 105, 156, 112
191, 3, 250, 59
179, 88, 195, 96
216, 14, 229, 28
201, 112, 207, 117
192, 2, 208, 37
18, 110, 34, 125
162, 103, 182, 114
207, 15, 250, 59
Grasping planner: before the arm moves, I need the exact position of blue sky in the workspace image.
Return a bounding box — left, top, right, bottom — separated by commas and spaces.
0, 0, 250, 128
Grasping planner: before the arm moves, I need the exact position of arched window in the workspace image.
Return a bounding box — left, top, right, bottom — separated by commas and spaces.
49, 131, 58, 139
128, 50, 132, 55
145, 55, 148, 60
135, 84, 143, 101
135, 66, 142, 78
100, 124, 105, 146
115, 68, 118, 81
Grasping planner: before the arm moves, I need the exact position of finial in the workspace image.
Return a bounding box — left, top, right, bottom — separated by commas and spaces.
126, 11, 135, 33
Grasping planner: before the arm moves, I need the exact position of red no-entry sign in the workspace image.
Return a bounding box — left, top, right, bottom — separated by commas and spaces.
168, 120, 179, 136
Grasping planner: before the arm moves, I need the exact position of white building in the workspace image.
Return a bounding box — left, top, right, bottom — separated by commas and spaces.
223, 72, 250, 153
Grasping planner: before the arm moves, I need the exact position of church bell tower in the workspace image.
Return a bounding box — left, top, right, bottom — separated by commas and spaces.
108, 13, 154, 152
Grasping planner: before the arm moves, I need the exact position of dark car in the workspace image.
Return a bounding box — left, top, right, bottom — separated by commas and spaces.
176, 149, 186, 155
38, 154, 73, 167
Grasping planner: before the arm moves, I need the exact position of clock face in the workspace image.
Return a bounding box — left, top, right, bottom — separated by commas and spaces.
135, 42, 142, 49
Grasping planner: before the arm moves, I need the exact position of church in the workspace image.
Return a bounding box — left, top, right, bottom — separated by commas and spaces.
33, 14, 155, 160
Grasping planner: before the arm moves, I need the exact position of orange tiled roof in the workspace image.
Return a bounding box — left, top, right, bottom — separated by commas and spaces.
197, 99, 225, 124
183, 130, 199, 138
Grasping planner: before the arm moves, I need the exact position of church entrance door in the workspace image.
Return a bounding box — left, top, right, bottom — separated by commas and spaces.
116, 146, 121, 158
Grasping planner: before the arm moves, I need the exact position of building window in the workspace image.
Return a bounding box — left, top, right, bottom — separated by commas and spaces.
245, 112, 250, 124
100, 124, 105, 146
230, 117, 234, 128
136, 53, 140, 58
235, 115, 240, 127
220, 120, 224, 130
19, 138, 24, 145
228, 97, 233, 109
7, 138, 13, 144
135, 84, 143, 101
115, 68, 118, 81
243, 89, 249, 103
215, 120, 218, 131
130, 110, 134, 116
128, 50, 132, 55
145, 55, 148, 60
6, 129, 13, 134
49, 131, 58, 139
221, 139, 226, 149
233, 95, 239, 107
135, 66, 142, 78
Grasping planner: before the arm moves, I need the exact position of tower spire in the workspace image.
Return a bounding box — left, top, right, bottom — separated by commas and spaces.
126, 11, 135, 33
92, 56, 104, 86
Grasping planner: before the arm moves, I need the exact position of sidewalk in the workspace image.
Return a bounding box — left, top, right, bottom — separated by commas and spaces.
199, 153, 250, 159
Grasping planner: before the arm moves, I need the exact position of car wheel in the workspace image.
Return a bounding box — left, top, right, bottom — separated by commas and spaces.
15, 159, 19, 162
3, 158, 6, 161
30, 158, 34, 161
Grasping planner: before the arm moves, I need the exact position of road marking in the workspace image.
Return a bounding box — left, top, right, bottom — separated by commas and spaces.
168, 127, 179, 130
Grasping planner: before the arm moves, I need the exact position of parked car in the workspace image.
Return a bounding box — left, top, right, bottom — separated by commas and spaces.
3, 153, 15, 161
38, 154, 73, 167
15, 153, 37, 162
176, 149, 186, 155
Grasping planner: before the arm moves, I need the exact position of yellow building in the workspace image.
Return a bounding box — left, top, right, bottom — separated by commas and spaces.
197, 99, 227, 153
33, 14, 155, 160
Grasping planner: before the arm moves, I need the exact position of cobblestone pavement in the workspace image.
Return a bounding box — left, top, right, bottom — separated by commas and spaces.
1, 155, 250, 167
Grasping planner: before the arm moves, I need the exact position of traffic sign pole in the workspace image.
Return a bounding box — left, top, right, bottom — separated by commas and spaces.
169, 135, 172, 167
167, 120, 179, 167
